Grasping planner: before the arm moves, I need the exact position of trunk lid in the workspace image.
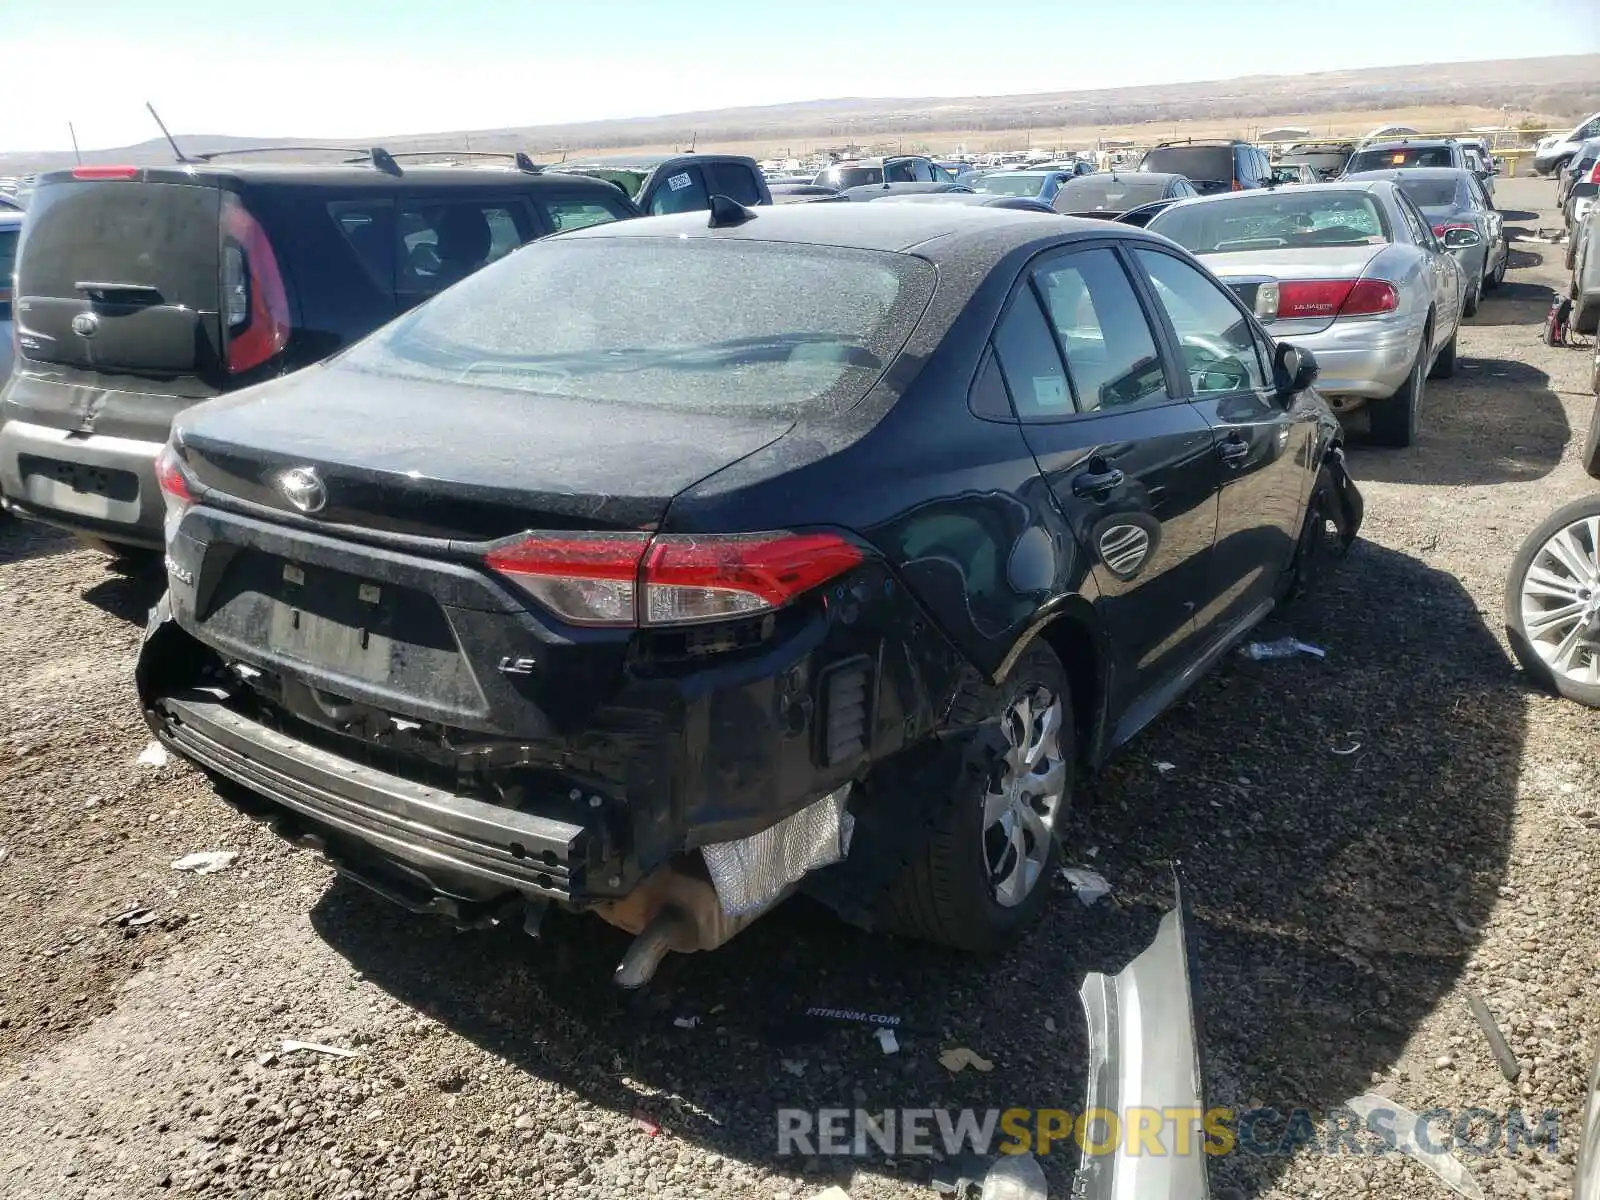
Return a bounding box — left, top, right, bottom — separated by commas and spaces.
176, 364, 795, 540
1203, 244, 1389, 335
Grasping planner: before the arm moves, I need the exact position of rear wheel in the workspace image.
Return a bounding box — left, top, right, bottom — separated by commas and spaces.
1504, 494, 1600, 708
1369, 339, 1426, 448
1429, 328, 1458, 379
1485, 242, 1507, 290
1581, 390, 1600, 480
1462, 274, 1481, 317
882, 642, 1072, 952
1285, 464, 1344, 601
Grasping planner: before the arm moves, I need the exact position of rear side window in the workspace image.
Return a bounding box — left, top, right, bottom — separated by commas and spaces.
340, 238, 935, 417
649, 168, 710, 215
1034, 248, 1166, 412
993, 290, 1072, 417
16, 180, 220, 306
703, 163, 764, 207
540, 197, 630, 233
329, 200, 395, 293
398, 201, 531, 294
1395, 178, 1463, 208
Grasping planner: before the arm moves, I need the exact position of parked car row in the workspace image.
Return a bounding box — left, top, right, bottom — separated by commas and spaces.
2, 152, 1363, 982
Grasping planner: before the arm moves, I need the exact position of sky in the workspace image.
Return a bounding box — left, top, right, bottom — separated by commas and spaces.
4, 0, 1597, 152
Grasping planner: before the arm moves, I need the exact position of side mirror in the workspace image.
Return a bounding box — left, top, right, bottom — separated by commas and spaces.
1274, 342, 1319, 394
1443, 227, 1483, 249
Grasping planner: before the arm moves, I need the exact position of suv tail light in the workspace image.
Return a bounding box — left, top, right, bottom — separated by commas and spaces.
1587, 161, 1600, 185
1275, 278, 1398, 320
220, 194, 290, 375
485, 531, 864, 627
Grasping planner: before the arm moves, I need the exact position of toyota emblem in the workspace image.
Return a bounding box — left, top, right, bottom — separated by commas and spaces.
71, 312, 100, 338
277, 467, 328, 515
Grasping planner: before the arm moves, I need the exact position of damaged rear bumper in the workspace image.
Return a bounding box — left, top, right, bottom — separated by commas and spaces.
1074, 872, 1210, 1199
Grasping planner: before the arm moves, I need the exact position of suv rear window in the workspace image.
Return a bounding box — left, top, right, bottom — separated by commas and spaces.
817, 166, 882, 189
339, 238, 936, 416
1139, 147, 1234, 188
1393, 178, 1462, 208
398, 201, 532, 294
17, 180, 220, 307
1347, 145, 1456, 172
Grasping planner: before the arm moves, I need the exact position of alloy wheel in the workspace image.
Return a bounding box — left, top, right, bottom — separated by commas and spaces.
1518, 514, 1600, 687
982, 686, 1067, 908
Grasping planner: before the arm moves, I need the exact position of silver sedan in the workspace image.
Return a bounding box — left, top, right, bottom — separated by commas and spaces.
0, 211, 19, 382
1146, 180, 1466, 447
1344, 167, 1506, 314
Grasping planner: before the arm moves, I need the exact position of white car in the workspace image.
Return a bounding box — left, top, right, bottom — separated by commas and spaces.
1535, 111, 1600, 176
0, 211, 19, 382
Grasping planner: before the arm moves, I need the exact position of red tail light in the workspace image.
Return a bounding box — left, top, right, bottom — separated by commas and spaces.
1275, 279, 1398, 320
1432, 222, 1473, 238
1340, 279, 1400, 316
221, 194, 290, 375
155, 444, 193, 506
1231, 179, 1244, 192
72, 165, 138, 180
485, 531, 864, 627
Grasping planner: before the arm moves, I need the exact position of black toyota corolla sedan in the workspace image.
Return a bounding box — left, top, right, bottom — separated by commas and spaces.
139, 200, 1361, 981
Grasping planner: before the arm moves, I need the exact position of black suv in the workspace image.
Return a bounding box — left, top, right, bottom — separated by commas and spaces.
545, 154, 771, 215
0, 154, 639, 552
1138, 140, 1272, 194
139, 202, 1361, 981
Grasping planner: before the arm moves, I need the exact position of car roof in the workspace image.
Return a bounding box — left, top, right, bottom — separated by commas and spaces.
1060, 171, 1184, 184
35, 163, 627, 193
1344, 167, 1467, 183
555, 200, 1149, 259
1156, 179, 1392, 213
555, 154, 749, 171
1359, 138, 1457, 150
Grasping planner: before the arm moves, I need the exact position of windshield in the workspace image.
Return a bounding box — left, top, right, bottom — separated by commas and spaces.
558, 167, 647, 198
976, 173, 1047, 197
1055, 176, 1167, 211
338, 238, 936, 416
1347, 145, 1456, 173
816, 166, 881, 189
1150, 191, 1391, 253
1393, 178, 1462, 208
1140, 147, 1233, 185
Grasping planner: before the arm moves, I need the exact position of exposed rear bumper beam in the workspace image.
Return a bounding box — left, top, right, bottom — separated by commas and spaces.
148, 691, 591, 903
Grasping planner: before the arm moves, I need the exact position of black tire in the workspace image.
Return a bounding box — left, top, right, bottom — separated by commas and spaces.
1284, 464, 1343, 601
1429, 328, 1458, 378
1582, 392, 1600, 480
1485, 243, 1507, 290
1462, 274, 1481, 318
1369, 338, 1425, 447
881, 641, 1074, 953
1504, 494, 1600, 708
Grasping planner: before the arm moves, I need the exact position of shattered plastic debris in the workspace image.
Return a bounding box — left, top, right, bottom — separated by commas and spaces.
1465, 991, 1521, 1082
279, 1040, 359, 1059
1155, 761, 1178, 775
633, 1112, 661, 1137
1343, 1093, 1484, 1200
875, 1027, 899, 1055
672, 1016, 700, 1030
1332, 741, 1363, 755
979, 1151, 1047, 1200
137, 741, 170, 767
1239, 637, 1327, 661
780, 1058, 808, 1077
1060, 867, 1112, 906
938, 1047, 994, 1074
171, 851, 237, 875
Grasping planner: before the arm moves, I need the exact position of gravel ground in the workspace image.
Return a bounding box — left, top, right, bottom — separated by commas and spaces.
0, 176, 1595, 1200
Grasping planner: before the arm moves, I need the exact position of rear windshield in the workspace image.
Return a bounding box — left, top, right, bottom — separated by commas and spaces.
1347, 145, 1456, 172
557, 168, 646, 199
1054, 176, 1167, 211
1281, 152, 1350, 173
816, 166, 882, 189
338, 238, 936, 416
1393, 178, 1462, 208
1150, 191, 1391, 253
975, 173, 1046, 197
1140, 147, 1233, 185
17, 179, 220, 305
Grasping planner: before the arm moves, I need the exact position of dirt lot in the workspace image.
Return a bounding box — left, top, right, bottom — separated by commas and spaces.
0, 176, 1595, 1200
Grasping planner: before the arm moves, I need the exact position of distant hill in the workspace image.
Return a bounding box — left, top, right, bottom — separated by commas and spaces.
3, 53, 1596, 174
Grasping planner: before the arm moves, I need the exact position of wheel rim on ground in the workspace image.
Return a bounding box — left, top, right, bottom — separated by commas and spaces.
1519, 514, 1600, 687
982, 686, 1066, 908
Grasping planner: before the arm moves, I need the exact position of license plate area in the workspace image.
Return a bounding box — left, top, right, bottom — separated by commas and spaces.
267, 597, 395, 683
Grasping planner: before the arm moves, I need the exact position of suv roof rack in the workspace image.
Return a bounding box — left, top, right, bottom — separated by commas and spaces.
373, 150, 544, 174
194, 145, 404, 175
1150, 138, 1244, 148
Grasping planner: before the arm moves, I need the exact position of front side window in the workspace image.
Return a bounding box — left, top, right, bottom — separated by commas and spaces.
399, 202, 530, 294
1034, 248, 1166, 412
1134, 249, 1267, 395
884, 160, 918, 183
340, 238, 933, 417
540, 197, 631, 233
